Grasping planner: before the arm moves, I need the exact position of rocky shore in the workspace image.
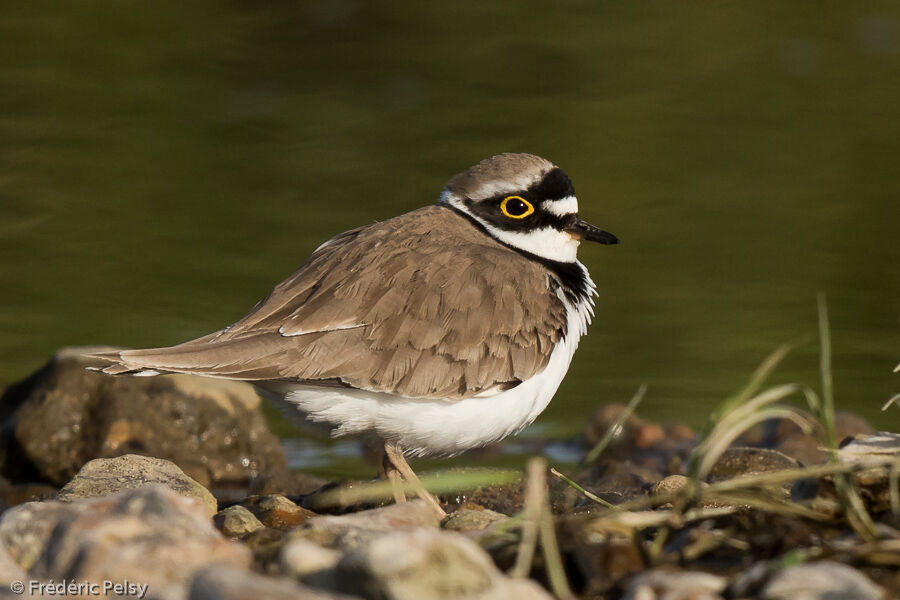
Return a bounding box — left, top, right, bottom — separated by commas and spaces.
0, 348, 897, 599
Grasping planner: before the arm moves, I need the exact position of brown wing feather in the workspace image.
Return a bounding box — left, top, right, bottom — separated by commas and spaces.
91, 205, 569, 400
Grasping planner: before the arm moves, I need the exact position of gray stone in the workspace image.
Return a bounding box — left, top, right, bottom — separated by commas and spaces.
280, 538, 342, 580
189, 564, 347, 600
0, 348, 286, 491
0, 540, 27, 586
57, 454, 218, 516
334, 528, 552, 600
3, 485, 249, 593
296, 499, 440, 550
761, 561, 884, 600
214, 505, 265, 537
622, 569, 726, 600
0, 500, 86, 572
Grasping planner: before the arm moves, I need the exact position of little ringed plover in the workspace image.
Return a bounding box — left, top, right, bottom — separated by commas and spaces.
90, 153, 618, 513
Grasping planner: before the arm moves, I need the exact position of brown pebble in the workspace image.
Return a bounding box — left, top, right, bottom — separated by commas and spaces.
634, 423, 665, 448
241, 494, 315, 530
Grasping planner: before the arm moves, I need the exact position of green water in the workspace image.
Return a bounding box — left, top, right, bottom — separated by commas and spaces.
1, 2, 898, 470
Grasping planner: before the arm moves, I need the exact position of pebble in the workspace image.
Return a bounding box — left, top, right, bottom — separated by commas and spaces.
296, 499, 441, 550
622, 569, 727, 600
214, 505, 266, 537
761, 561, 884, 600
707, 447, 799, 484
189, 564, 345, 600
57, 454, 218, 516
241, 494, 316, 530
2, 485, 249, 593
334, 527, 552, 600
280, 538, 342, 580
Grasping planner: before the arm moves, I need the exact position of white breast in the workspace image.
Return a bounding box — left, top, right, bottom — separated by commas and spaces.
267, 264, 596, 457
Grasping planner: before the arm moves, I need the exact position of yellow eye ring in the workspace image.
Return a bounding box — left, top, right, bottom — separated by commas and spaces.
500, 196, 534, 219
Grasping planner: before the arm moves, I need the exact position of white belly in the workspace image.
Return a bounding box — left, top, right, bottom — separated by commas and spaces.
265, 293, 591, 457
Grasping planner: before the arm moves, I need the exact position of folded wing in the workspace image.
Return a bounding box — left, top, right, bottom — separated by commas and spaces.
90, 206, 569, 400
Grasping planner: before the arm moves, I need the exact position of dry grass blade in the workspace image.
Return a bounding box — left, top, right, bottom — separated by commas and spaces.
816, 293, 879, 541
587, 506, 737, 532
697, 344, 792, 442
550, 467, 616, 508
512, 458, 574, 599
583, 383, 647, 465
701, 491, 832, 521
694, 405, 814, 480
511, 458, 546, 578
883, 393, 900, 411
891, 459, 900, 517
305, 468, 519, 509
539, 494, 574, 600
688, 346, 794, 478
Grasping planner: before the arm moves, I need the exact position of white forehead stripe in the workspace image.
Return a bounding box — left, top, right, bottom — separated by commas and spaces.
466, 173, 545, 201
543, 196, 578, 217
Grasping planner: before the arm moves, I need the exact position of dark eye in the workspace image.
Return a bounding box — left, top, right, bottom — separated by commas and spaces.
500, 196, 534, 219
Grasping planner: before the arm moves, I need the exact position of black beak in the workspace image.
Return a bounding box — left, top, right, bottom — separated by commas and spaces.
564, 219, 619, 245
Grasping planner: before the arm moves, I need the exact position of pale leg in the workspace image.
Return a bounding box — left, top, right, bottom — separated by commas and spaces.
380, 448, 407, 505
383, 442, 446, 518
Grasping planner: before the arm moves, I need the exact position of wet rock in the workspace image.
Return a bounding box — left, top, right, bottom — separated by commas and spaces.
773, 432, 824, 466
572, 459, 658, 507
707, 447, 799, 484
249, 470, 327, 497
214, 505, 265, 537
559, 520, 644, 595
242, 494, 316, 531
0, 477, 57, 508
833, 412, 877, 440
295, 500, 440, 550
736, 412, 875, 465
440, 473, 525, 515
57, 454, 218, 516
1, 485, 249, 593
622, 569, 726, 600
333, 528, 552, 600
584, 403, 644, 449
0, 347, 287, 491
189, 564, 346, 600
761, 561, 884, 600
583, 405, 696, 475
441, 505, 508, 532
301, 479, 382, 515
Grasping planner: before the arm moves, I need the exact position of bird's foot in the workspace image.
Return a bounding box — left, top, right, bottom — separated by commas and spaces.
381, 450, 407, 505
382, 442, 446, 519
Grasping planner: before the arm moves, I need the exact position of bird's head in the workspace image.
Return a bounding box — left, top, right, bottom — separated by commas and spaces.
439, 153, 618, 263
